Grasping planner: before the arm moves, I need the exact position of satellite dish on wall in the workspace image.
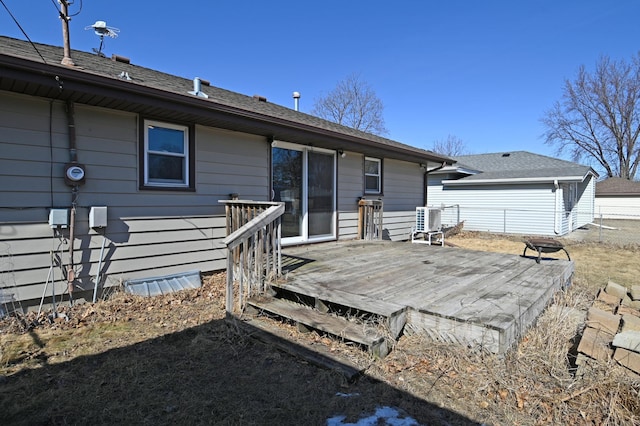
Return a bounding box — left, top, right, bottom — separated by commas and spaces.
85, 20, 120, 57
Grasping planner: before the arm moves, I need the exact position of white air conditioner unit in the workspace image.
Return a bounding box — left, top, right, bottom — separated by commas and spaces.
412, 207, 444, 245
415, 207, 441, 233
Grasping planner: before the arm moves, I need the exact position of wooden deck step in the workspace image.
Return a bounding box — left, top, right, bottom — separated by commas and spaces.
247, 296, 390, 358
271, 281, 407, 339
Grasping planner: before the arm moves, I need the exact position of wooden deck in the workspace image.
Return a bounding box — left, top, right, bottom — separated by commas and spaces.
279, 240, 574, 354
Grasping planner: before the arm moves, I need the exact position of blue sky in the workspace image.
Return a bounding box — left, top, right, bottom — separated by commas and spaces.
1, 1, 639, 162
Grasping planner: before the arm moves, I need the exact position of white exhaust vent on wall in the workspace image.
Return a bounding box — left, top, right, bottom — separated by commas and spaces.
89, 206, 108, 228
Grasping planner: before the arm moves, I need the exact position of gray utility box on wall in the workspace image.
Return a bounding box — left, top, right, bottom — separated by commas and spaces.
89, 206, 108, 228
49, 209, 69, 228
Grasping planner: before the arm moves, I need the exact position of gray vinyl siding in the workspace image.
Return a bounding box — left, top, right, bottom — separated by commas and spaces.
381, 159, 424, 210
337, 151, 363, 240
337, 155, 424, 241
428, 176, 558, 235
1, 93, 68, 221
0, 92, 269, 307
379, 159, 424, 240
2, 218, 228, 303
197, 126, 270, 207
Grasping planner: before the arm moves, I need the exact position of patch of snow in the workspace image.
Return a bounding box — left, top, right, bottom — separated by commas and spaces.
335, 392, 361, 398
327, 406, 420, 426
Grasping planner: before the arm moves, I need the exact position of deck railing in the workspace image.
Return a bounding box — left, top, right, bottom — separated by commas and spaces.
220, 200, 284, 314
358, 199, 383, 240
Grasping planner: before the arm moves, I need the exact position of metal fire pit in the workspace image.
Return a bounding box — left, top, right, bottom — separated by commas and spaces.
522, 238, 571, 264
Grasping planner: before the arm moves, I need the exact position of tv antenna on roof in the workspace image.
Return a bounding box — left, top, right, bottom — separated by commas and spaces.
85, 20, 119, 57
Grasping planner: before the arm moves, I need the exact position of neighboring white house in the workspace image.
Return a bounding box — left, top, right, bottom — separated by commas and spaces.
595, 178, 640, 220
427, 151, 598, 236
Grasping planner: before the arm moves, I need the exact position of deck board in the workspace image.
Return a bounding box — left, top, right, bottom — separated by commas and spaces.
282, 240, 573, 353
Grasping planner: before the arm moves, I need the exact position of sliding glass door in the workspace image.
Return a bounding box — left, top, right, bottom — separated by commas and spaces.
272, 147, 304, 240
272, 142, 336, 244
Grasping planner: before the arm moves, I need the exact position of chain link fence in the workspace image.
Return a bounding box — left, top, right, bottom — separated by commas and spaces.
436, 204, 640, 245
563, 217, 640, 245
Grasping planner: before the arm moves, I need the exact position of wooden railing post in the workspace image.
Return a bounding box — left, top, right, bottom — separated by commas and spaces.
358, 199, 383, 240
220, 201, 285, 315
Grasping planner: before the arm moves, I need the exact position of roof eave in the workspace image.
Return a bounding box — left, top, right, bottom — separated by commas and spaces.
0, 52, 453, 166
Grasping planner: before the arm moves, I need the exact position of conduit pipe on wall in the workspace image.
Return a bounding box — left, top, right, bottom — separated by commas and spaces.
65, 100, 78, 301
66, 101, 77, 162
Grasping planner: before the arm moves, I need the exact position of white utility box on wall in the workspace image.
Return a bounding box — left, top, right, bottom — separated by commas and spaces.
49, 209, 69, 228
89, 206, 108, 228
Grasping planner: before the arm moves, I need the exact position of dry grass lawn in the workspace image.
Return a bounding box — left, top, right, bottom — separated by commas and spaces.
451, 231, 639, 292
1, 231, 639, 425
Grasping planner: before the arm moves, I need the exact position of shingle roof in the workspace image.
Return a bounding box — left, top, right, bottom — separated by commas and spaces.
596, 177, 640, 195
0, 36, 451, 165
449, 151, 595, 182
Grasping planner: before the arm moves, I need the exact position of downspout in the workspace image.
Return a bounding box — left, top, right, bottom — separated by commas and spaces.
553, 179, 560, 235
422, 162, 447, 206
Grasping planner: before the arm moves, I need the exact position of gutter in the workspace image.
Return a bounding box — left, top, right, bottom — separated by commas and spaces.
442, 176, 586, 186
422, 161, 447, 206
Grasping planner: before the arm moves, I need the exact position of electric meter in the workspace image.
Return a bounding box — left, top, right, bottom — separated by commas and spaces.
64, 163, 86, 186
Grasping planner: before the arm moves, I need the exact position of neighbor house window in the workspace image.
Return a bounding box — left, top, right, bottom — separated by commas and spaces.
364, 157, 382, 194
140, 119, 195, 190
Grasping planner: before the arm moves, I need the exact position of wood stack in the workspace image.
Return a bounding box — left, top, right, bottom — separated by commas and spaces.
576, 281, 640, 378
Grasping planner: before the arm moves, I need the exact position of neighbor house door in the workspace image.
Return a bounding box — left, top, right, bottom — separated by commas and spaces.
271, 142, 336, 245
563, 182, 578, 231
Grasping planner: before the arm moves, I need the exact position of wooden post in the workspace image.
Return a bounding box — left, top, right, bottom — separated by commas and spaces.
357, 201, 364, 239
276, 217, 282, 277
358, 199, 383, 240
378, 201, 383, 239
225, 251, 234, 314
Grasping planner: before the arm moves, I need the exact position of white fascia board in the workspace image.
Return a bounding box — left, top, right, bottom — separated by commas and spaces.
456, 167, 480, 175
442, 176, 586, 186
432, 165, 480, 175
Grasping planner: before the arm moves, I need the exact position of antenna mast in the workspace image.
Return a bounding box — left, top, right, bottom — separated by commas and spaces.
59, 0, 74, 66
85, 21, 120, 57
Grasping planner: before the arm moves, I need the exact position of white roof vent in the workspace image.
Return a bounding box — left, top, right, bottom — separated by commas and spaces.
188, 77, 209, 98
293, 91, 300, 111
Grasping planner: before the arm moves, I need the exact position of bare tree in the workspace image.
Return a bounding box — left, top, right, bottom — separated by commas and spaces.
541, 54, 640, 180
311, 73, 388, 136
431, 134, 468, 157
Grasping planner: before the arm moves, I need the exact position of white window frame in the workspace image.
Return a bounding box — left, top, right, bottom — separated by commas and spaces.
143, 119, 190, 188
364, 157, 382, 194
271, 140, 337, 245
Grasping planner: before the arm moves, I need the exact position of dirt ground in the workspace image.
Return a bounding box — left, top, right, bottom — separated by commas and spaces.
1, 231, 640, 425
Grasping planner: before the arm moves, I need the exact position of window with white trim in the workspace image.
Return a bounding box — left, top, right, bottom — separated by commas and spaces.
364, 157, 382, 194
141, 119, 194, 190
